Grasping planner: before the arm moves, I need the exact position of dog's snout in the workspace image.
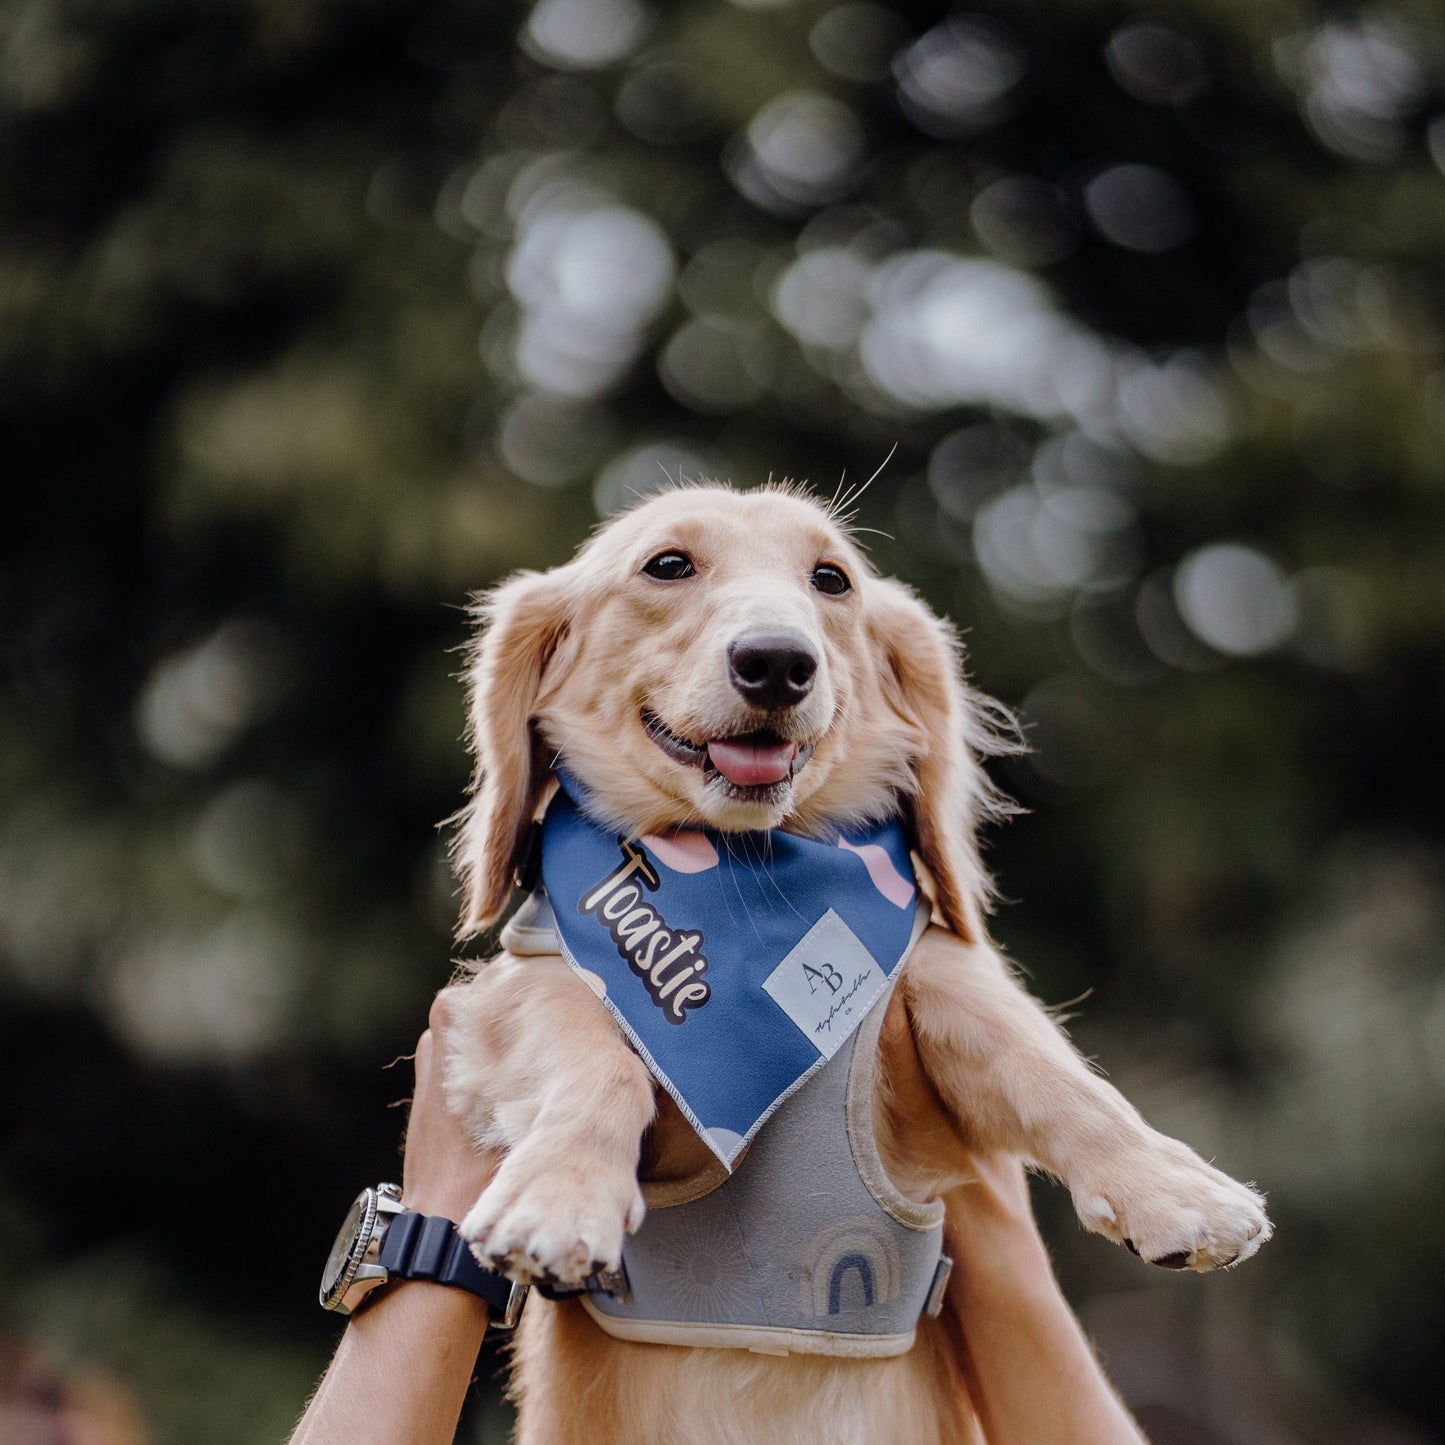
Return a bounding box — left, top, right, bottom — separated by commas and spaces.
727, 630, 819, 710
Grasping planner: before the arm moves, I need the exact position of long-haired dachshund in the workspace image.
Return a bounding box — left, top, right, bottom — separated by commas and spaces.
442, 484, 1269, 1444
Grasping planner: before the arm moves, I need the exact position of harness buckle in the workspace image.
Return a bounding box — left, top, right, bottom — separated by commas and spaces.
923, 1253, 953, 1319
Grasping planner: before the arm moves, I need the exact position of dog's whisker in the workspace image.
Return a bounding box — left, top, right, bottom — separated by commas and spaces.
844, 442, 898, 515
830, 444, 897, 524
843, 525, 894, 549
742, 830, 797, 922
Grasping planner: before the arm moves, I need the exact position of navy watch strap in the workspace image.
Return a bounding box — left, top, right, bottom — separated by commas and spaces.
378, 1210, 516, 1316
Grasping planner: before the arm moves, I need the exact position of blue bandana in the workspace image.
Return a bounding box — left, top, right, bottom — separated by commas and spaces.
539, 777, 929, 1169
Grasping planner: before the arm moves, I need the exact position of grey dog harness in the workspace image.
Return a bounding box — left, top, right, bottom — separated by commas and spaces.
502, 895, 952, 1356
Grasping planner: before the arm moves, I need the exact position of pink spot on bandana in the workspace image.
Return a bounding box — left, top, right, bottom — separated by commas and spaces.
838, 839, 915, 908
641, 829, 720, 874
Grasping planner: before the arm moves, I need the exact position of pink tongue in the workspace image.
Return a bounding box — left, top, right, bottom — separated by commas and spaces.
707, 737, 798, 787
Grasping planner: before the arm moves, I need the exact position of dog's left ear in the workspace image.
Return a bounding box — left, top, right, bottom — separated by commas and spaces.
450, 564, 581, 938
866, 580, 1010, 942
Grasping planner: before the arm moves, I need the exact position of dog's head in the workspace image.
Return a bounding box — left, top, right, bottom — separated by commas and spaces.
451, 484, 1010, 942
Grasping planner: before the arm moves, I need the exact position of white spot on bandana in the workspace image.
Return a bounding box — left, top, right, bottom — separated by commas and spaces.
762, 910, 887, 1059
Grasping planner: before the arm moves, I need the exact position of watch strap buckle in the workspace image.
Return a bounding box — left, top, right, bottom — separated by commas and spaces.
496, 1279, 529, 1331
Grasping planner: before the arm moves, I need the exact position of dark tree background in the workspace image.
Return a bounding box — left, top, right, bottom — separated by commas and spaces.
3, 0, 1443, 1440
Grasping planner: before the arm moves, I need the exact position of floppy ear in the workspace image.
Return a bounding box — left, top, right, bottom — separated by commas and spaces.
450, 566, 579, 937
867, 580, 1015, 943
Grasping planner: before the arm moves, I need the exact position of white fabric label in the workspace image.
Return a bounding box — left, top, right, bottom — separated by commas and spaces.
762, 909, 886, 1060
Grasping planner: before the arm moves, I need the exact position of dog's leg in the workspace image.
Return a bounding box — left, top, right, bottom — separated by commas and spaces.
902, 930, 1271, 1271
442, 957, 655, 1286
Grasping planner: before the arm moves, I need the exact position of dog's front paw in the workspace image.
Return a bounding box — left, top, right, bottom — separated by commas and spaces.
1072, 1136, 1272, 1271
459, 1148, 646, 1288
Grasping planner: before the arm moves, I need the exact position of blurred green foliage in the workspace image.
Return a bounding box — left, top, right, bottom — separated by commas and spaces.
2, 0, 1444, 1440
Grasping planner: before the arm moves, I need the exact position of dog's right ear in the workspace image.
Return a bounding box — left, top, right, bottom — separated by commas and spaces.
450, 565, 579, 937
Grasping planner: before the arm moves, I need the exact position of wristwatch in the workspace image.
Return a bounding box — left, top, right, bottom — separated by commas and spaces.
319, 1182, 528, 1327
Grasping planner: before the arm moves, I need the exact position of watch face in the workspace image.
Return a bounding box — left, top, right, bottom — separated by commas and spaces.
319, 1190, 375, 1309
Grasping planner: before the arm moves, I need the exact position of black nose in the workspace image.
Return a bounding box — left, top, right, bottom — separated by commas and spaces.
727, 630, 819, 710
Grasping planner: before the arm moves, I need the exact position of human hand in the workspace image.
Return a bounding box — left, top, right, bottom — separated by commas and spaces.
399, 988, 496, 1222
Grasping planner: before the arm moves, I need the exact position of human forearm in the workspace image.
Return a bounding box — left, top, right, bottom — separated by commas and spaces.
946, 1163, 1147, 1445
290, 1283, 489, 1445
291, 992, 500, 1445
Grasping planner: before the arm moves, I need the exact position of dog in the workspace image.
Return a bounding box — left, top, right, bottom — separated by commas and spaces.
442, 483, 1270, 1444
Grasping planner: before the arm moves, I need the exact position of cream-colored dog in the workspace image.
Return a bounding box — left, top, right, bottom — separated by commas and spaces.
443, 484, 1269, 1444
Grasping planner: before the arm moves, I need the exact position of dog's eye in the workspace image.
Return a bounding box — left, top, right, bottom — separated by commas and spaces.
811, 564, 851, 596
642, 551, 696, 581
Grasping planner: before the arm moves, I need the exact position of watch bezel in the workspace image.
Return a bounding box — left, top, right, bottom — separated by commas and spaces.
319, 1183, 403, 1315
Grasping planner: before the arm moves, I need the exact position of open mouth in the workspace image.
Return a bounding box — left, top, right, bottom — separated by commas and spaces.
642, 710, 815, 792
